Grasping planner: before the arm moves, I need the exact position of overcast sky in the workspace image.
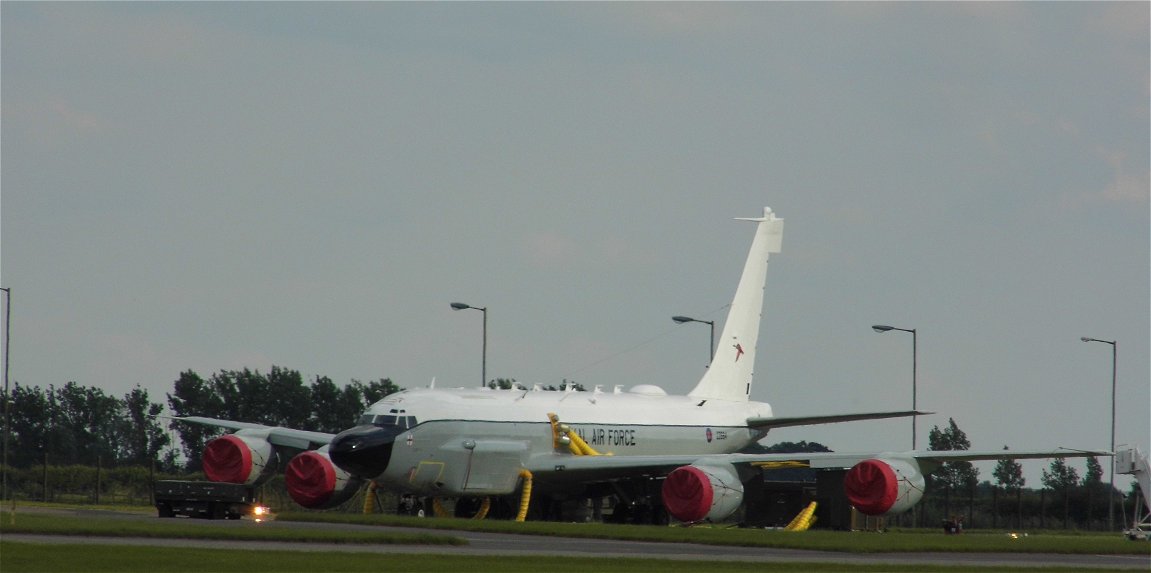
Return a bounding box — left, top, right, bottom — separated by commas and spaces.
3, 3, 1147, 486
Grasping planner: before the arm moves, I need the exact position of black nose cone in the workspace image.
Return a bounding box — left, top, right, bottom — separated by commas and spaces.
329, 425, 398, 478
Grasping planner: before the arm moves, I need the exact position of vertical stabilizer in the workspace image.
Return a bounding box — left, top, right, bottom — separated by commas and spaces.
687, 207, 783, 402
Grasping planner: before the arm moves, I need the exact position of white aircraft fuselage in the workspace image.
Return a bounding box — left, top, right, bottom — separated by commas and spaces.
355, 386, 773, 495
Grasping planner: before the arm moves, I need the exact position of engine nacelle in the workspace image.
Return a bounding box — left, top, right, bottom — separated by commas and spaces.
661, 463, 744, 523
202, 431, 279, 486
285, 448, 364, 509
844, 457, 925, 516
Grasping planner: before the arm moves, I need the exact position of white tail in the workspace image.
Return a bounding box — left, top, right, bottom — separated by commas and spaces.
687, 207, 783, 402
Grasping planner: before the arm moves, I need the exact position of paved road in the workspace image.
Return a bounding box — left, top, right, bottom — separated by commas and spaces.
6, 508, 1149, 570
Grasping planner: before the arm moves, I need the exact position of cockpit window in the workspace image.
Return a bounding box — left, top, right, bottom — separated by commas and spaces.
357, 414, 418, 428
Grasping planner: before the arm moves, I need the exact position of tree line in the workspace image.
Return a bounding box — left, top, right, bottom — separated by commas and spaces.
3, 366, 400, 472
918, 417, 1122, 530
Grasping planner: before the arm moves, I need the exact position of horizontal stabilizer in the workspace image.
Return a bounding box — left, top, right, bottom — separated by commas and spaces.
747, 410, 930, 431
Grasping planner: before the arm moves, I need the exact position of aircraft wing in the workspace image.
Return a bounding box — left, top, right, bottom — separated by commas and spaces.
747, 410, 930, 430
528, 448, 1111, 478
169, 416, 335, 450
902, 449, 1113, 464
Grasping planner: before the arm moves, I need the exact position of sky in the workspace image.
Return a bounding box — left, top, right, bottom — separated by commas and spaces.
2, 2, 1148, 487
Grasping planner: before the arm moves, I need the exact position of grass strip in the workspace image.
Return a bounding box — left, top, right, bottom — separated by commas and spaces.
2, 541, 1135, 573
0, 511, 465, 546
278, 512, 1150, 555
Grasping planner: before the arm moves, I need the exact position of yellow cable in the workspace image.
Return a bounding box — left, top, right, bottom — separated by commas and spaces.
547, 413, 562, 449
566, 427, 602, 456
516, 469, 533, 522
362, 481, 377, 514
473, 497, 491, 520
785, 502, 818, 531
432, 498, 451, 518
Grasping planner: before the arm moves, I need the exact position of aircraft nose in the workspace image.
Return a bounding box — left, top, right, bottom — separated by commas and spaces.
329, 425, 398, 478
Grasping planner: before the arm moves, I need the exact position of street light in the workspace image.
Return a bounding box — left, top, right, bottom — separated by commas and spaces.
1, 288, 9, 503
1081, 336, 1117, 532
872, 324, 918, 450
672, 315, 715, 364
450, 302, 487, 388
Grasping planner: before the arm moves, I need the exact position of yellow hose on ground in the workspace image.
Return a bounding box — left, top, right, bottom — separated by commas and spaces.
362, 481, 378, 514
516, 469, 533, 522
433, 497, 451, 518
433, 497, 491, 519
785, 501, 818, 531
473, 497, 491, 520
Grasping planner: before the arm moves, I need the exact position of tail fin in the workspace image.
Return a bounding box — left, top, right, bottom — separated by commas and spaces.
687, 207, 783, 401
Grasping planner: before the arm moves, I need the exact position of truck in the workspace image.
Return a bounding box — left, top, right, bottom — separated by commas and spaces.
154, 480, 261, 520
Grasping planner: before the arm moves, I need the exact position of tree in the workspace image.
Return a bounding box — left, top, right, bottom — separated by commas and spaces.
167, 370, 224, 471
308, 376, 348, 432
487, 378, 517, 390
49, 382, 121, 466
1083, 456, 1104, 526
118, 386, 170, 467
928, 418, 979, 525
351, 378, 401, 407
7, 383, 50, 467
264, 366, 311, 428
760, 441, 832, 453
993, 445, 1026, 528
1042, 457, 1080, 529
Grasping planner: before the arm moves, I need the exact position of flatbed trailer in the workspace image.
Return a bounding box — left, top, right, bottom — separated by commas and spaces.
154, 480, 258, 519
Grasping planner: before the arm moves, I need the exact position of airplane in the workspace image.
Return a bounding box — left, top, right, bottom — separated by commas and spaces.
176, 207, 1108, 523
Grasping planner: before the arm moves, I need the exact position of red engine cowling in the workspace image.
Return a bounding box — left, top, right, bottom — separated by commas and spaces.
203, 431, 279, 486
661, 463, 744, 523
844, 457, 925, 516
285, 448, 364, 509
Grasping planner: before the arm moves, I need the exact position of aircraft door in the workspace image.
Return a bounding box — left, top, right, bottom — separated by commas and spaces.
461, 440, 530, 495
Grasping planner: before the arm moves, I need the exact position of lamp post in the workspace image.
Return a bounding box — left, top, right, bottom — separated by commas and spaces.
872, 324, 918, 450
450, 302, 487, 388
1, 288, 9, 503
1081, 336, 1117, 532
672, 315, 715, 365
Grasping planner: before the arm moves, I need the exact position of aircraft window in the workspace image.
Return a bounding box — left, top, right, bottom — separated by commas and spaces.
357, 414, 402, 427
406, 416, 418, 427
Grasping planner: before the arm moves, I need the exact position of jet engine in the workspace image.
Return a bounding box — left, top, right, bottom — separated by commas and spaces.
285, 448, 364, 509
661, 463, 744, 522
202, 431, 279, 486
844, 457, 925, 516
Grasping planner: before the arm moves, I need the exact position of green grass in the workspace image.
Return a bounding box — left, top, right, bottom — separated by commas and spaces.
0, 541, 1134, 573
0, 511, 466, 546
4, 500, 155, 514
278, 512, 1151, 555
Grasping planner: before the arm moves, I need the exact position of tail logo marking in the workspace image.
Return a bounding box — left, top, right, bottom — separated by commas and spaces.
733, 343, 745, 362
